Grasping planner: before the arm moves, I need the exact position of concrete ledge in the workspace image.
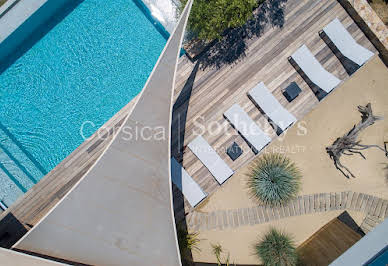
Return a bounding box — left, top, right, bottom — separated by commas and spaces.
338, 0, 388, 64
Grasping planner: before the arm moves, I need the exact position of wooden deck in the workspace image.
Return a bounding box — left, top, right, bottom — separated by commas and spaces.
171, 0, 377, 217
297, 215, 362, 265
0, 0, 378, 247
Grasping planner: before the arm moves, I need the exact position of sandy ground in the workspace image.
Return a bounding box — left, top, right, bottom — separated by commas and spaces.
191, 56, 388, 265
369, 0, 388, 26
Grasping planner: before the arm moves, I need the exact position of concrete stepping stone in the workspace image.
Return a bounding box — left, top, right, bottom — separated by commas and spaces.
379, 200, 388, 219
369, 196, 379, 215
257, 206, 265, 223
374, 199, 383, 217
228, 210, 235, 228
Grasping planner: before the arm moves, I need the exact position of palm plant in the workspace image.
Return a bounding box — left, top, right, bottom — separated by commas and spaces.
177, 225, 201, 262
247, 153, 301, 206
211, 243, 234, 266
255, 228, 298, 266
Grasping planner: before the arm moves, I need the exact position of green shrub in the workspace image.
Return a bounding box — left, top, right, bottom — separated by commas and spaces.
177, 225, 201, 261
180, 0, 258, 41
247, 153, 301, 206
211, 243, 234, 266
255, 228, 298, 266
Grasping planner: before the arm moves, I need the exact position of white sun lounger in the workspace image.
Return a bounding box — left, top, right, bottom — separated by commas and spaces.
323, 18, 374, 66
224, 104, 271, 154
187, 135, 233, 184
171, 157, 206, 207
291, 45, 341, 93
248, 82, 297, 132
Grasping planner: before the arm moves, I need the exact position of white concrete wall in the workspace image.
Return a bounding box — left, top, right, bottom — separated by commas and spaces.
13, 0, 193, 265
0, 247, 66, 266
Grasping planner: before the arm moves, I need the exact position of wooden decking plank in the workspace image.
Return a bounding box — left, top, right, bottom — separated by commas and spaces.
365, 195, 374, 215
330, 193, 336, 211
243, 208, 250, 225
216, 211, 224, 230
222, 210, 228, 228
346, 191, 354, 209
299, 196, 305, 215
304, 195, 310, 214
335, 192, 341, 210
272, 206, 280, 220
250, 207, 259, 225
293, 199, 301, 216
309, 195, 314, 213
350, 192, 359, 210
325, 193, 331, 212
233, 210, 239, 228
319, 193, 326, 212
369, 197, 379, 216
237, 209, 245, 226
359, 193, 368, 212
256, 206, 265, 223
279, 204, 285, 218
266, 206, 274, 221
373, 199, 383, 217
340, 191, 347, 210
283, 204, 291, 218
379, 200, 388, 219
228, 210, 235, 228
314, 194, 319, 212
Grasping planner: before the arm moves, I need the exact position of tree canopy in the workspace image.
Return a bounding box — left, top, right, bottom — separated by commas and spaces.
181, 0, 258, 41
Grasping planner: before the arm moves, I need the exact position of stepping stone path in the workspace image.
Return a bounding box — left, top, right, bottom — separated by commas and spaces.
186, 191, 388, 232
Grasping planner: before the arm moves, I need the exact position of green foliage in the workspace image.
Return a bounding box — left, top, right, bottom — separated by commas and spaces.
181, 0, 258, 41
177, 225, 201, 261
255, 228, 298, 266
247, 153, 301, 206
211, 243, 234, 266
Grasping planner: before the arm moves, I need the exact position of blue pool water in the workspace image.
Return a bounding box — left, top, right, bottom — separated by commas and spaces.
0, 0, 166, 206
368, 247, 388, 266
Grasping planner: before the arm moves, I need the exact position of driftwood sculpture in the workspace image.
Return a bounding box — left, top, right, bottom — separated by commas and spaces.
326, 103, 388, 178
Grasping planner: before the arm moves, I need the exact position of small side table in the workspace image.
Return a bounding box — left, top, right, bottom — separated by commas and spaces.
227, 142, 243, 161
283, 82, 302, 102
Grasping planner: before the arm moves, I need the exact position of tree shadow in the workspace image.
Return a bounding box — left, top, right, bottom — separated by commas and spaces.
170, 61, 201, 266
171, 62, 200, 213
319, 31, 360, 75
200, 0, 289, 70
383, 163, 388, 185
0, 213, 27, 248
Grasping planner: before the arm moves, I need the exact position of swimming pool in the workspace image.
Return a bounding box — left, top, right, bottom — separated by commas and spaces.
0, 0, 166, 207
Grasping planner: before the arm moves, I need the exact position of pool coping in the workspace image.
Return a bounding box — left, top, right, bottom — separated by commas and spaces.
0, 0, 20, 18
0, 0, 48, 44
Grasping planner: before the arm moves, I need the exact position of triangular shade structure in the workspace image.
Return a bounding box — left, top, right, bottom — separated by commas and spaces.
14, 1, 193, 265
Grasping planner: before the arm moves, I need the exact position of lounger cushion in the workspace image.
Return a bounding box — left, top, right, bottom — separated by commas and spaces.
291, 45, 341, 93
248, 82, 296, 131
171, 158, 206, 207
323, 18, 374, 66
224, 104, 271, 153
188, 136, 233, 184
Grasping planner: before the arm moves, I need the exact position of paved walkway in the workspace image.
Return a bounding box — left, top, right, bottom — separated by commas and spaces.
187, 191, 388, 231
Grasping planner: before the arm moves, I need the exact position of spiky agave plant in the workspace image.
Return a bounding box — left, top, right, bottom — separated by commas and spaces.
247, 153, 301, 206
255, 228, 298, 266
